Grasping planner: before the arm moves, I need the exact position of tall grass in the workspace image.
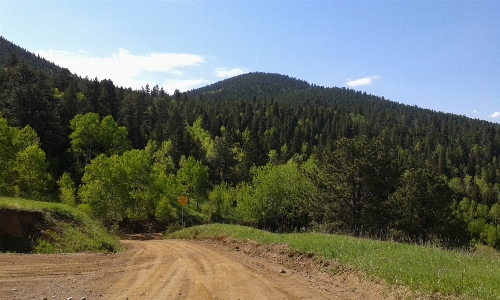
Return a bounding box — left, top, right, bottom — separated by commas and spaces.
0, 197, 120, 253
168, 224, 500, 299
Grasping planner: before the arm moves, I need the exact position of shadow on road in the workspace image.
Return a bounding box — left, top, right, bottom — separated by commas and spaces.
120, 233, 164, 240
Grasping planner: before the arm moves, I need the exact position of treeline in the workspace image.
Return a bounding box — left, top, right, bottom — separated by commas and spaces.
1, 43, 500, 248
0, 37, 64, 77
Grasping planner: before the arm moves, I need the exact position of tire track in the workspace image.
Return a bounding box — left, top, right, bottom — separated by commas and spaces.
104, 240, 305, 299
0, 238, 402, 300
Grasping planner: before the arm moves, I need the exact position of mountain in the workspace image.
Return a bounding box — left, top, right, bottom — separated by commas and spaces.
3, 37, 500, 247
0, 36, 63, 76
184, 72, 500, 186
187, 72, 311, 101
1, 36, 500, 193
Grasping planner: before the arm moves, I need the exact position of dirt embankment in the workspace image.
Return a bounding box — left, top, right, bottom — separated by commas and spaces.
0, 209, 46, 252
0, 234, 418, 300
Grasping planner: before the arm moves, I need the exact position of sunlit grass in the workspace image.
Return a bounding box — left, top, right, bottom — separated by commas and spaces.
168, 224, 500, 299
0, 197, 120, 253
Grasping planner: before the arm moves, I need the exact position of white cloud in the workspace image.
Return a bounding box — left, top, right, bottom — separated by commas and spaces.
346, 75, 381, 88
490, 112, 500, 118
473, 110, 478, 114
36, 48, 205, 90
163, 78, 210, 94
215, 67, 250, 79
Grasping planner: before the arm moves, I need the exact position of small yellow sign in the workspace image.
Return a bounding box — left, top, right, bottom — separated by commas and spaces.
178, 195, 188, 206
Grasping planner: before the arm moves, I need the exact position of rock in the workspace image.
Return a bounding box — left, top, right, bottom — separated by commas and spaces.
279, 269, 286, 273
81, 297, 87, 300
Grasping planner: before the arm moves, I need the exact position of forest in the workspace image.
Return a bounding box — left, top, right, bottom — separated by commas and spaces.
1, 36, 500, 249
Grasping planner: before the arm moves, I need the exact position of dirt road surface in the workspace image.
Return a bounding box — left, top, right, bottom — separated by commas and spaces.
0, 236, 407, 300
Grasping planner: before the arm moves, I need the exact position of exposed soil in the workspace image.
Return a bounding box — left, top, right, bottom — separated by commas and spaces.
0, 234, 423, 300
0, 209, 47, 252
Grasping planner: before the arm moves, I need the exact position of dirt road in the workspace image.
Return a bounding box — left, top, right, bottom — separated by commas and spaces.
0, 237, 406, 300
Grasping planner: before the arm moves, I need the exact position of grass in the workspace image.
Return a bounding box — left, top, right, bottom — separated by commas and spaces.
168, 224, 500, 299
0, 197, 120, 253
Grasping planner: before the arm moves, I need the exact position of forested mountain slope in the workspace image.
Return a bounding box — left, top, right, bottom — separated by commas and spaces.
187, 72, 500, 181
0, 36, 63, 76
187, 72, 311, 101
1, 37, 500, 248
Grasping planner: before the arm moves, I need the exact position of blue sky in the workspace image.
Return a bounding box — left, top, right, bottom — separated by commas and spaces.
0, 1, 498, 122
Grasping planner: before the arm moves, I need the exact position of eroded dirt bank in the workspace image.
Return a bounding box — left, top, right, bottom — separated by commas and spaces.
0, 236, 413, 300
0, 209, 45, 252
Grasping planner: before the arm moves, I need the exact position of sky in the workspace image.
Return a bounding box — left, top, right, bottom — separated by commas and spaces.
0, 1, 499, 122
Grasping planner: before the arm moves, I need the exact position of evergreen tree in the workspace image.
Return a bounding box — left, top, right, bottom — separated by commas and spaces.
389, 168, 468, 246
0, 63, 63, 157
315, 136, 400, 233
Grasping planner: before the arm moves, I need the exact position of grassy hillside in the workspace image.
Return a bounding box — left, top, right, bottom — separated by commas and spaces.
168, 224, 500, 299
0, 197, 120, 253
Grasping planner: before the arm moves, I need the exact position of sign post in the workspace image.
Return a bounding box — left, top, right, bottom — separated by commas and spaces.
177, 195, 188, 226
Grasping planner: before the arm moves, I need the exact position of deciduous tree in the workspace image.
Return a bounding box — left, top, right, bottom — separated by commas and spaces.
178, 156, 209, 209
69, 113, 130, 167
13, 144, 52, 200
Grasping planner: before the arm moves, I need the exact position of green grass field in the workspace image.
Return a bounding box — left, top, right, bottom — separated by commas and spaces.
0, 197, 120, 253
168, 224, 500, 300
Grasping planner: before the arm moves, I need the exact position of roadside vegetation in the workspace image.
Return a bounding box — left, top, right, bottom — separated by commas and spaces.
2, 39, 500, 298
0, 197, 120, 253
169, 224, 500, 300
